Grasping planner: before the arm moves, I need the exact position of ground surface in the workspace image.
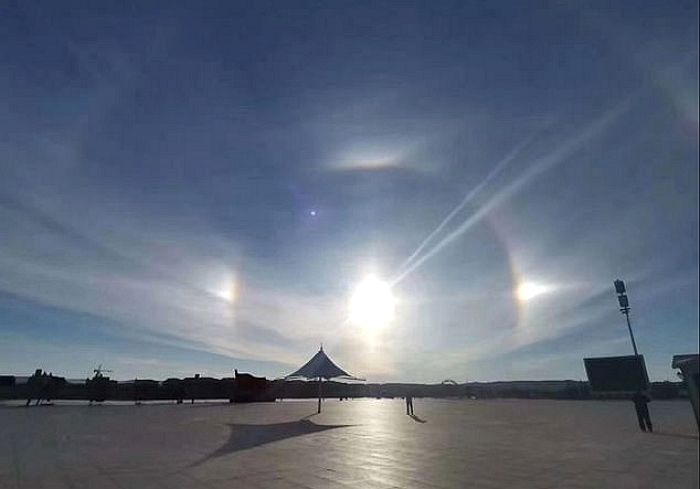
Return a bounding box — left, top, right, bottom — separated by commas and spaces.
0, 398, 697, 489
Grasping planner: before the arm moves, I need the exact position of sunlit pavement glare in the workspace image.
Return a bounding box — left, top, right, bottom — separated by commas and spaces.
0, 398, 697, 489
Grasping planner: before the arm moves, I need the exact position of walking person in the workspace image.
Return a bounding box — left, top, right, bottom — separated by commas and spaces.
632, 391, 653, 432
406, 392, 414, 416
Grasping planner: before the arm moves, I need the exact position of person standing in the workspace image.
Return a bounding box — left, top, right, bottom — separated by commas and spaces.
406, 393, 414, 416
632, 391, 653, 432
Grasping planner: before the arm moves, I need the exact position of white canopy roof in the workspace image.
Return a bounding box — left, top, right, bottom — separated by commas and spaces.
286, 347, 361, 381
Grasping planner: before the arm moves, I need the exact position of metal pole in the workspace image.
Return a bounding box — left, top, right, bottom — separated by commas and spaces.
623, 309, 639, 356
317, 377, 323, 414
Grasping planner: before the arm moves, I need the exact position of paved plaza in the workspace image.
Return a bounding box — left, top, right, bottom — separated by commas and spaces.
0, 398, 697, 488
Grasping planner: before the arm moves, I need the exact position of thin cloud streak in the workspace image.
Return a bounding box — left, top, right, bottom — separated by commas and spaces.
392, 99, 634, 286
394, 133, 538, 279
0, 194, 345, 368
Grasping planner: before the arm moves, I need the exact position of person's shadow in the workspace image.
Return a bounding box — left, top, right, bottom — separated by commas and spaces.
408, 414, 427, 423
649, 431, 698, 440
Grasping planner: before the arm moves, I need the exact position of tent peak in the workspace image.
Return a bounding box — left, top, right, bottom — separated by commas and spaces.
286, 347, 358, 381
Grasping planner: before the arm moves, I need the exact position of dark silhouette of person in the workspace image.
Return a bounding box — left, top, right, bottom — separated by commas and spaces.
406, 393, 414, 415
26, 369, 44, 406
632, 391, 653, 432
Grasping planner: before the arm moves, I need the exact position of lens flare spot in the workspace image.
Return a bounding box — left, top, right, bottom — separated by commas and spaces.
215, 280, 237, 303
516, 282, 550, 302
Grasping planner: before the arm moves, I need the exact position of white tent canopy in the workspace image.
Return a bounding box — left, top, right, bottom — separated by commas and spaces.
286, 347, 362, 413
286, 347, 361, 380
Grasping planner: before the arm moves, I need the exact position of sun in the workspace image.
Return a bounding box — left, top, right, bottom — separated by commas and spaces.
516, 282, 549, 302
349, 275, 395, 330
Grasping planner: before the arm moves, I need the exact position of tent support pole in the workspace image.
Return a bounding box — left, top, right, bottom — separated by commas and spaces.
317, 377, 323, 414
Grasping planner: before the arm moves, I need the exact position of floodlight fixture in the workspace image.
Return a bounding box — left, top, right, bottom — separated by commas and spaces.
613, 279, 638, 356
614, 279, 626, 295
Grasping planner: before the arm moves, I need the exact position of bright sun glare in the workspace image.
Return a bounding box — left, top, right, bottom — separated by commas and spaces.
215, 281, 237, 303
516, 282, 549, 302
349, 275, 396, 330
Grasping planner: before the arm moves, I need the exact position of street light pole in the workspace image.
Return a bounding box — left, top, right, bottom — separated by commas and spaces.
623, 307, 638, 356
614, 279, 639, 357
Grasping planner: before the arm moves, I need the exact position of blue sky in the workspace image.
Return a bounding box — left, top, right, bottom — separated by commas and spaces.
0, 0, 697, 382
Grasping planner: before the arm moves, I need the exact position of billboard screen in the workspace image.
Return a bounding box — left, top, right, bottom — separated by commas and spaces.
584, 355, 649, 392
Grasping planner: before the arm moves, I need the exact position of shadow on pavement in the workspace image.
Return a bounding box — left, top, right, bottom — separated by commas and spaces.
191, 419, 352, 466
648, 431, 699, 441
408, 414, 427, 423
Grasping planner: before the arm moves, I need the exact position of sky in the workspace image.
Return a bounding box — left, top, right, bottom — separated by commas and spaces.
0, 0, 697, 383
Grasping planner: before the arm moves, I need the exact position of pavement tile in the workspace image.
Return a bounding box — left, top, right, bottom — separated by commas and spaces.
0, 398, 697, 489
